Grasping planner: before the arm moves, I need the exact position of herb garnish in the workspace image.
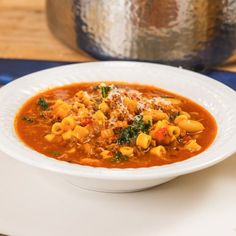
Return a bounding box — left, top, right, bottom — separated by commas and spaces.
100, 86, 111, 98
49, 151, 61, 157
169, 112, 180, 121
22, 115, 34, 123
117, 115, 151, 144
111, 152, 129, 162
160, 95, 175, 99
37, 97, 49, 110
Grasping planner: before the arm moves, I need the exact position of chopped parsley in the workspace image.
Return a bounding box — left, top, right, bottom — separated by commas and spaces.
169, 112, 180, 121
117, 115, 151, 144
49, 151, 61, 157
37, 97, 49, 110
100, 86, 111, 98
111, 152, 129, 162
22, 115, 34, 123
160, 95, 175, 99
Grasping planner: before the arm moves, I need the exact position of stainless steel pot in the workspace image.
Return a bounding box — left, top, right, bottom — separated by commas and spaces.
46, 0, 236, 70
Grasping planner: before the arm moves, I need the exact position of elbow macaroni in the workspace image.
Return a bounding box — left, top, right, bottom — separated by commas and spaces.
143, 110, 168, 121
136, 132, 152, 149
101, 129, 114, 139
99, 101, 109, 113
185, 139, 201, 152
44, 134, 55, 142
101, 150, 113, 159
62, 130, 73, 140
174, 115, 188, 124
168, 125, 180, 138
150, 146, 166, 157
53, 99, 71, 118
93, 110, 106, 126
124, 97, 137, 113
178, 119, 204, 133
73, 125, 89, 140
51, 122, 63, 135
61, 116, 76, 131
119, 146, 134, 157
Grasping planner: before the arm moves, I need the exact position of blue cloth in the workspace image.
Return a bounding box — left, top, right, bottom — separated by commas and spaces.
0, 59, 235, 90
204, 70, 236, 90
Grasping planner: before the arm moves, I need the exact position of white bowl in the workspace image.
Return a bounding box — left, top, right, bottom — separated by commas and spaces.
0, 62, 236, 193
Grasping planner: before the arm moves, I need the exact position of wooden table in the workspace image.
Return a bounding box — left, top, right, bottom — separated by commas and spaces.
0, 0, 236, 72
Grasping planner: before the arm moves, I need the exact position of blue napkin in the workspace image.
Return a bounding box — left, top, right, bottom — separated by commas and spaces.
0, 59, 235, 90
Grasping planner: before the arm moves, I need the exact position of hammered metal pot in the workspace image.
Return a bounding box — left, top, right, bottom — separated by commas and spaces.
46, 0, 236, 70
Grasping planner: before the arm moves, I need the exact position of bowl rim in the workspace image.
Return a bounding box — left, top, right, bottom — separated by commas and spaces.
0, 61, 236, 180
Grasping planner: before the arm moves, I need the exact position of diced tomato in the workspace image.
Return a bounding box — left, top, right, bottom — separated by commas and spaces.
80, 117, 93, 126
154, 127, 168, 141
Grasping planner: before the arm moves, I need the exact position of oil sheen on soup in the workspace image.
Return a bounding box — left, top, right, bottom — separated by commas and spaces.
15, 82, 217, 168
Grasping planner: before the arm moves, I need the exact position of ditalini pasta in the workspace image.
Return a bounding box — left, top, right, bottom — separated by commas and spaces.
15, 82, 217, 168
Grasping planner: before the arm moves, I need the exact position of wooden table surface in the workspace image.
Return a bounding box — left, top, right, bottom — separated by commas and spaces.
0, 0, 236, 72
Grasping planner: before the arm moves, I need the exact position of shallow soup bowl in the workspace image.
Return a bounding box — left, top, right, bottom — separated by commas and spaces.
0, 62, 236, 192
